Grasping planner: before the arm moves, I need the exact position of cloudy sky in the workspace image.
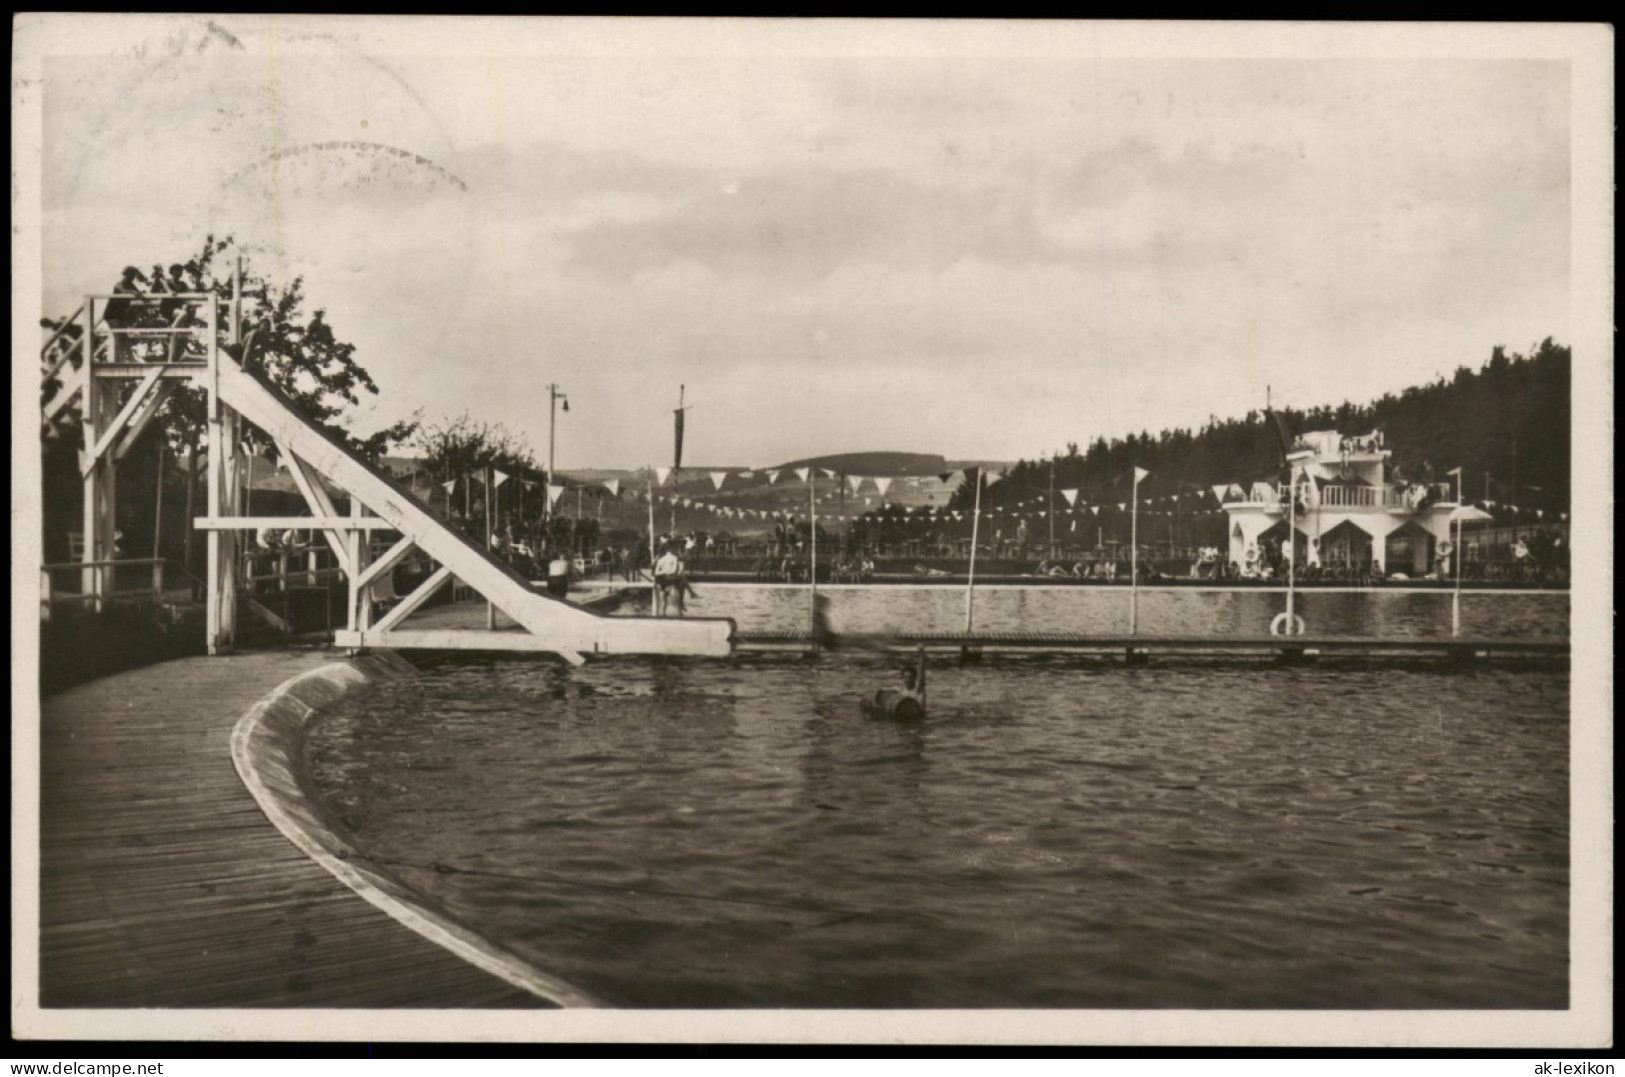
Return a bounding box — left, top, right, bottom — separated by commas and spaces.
34, 18, 1573, 471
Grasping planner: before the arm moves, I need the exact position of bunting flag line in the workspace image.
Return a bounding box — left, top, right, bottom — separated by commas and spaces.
1062, 488, 1078, 506
710, 471, 728, 491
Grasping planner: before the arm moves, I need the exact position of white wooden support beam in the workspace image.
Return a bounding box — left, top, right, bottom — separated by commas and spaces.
82, 367, 164, 476
281, 449, 352, 576
355, 535, 417, 591
112, 381, 178, 461
43, 368, 86, 426
193, 515, 392, 530
371, 565, 453, 634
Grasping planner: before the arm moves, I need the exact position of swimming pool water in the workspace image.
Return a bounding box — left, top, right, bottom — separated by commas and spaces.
307, 588, 1569, 1008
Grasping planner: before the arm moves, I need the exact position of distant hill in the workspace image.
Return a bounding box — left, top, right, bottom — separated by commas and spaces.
775, 451, 950, 476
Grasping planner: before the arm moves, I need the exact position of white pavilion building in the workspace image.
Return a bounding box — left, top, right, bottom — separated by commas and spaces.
1223, 429, 1460, 577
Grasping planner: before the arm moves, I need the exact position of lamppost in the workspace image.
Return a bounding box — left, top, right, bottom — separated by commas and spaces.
546, 383, 568, 524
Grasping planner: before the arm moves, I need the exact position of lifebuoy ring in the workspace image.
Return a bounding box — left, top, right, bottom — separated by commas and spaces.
1270, 612, 1307, 636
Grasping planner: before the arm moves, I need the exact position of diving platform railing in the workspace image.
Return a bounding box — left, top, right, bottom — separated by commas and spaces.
41, 279, 734, 664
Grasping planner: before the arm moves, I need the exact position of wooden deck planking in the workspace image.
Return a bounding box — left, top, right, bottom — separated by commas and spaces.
39, 651, 549, 1008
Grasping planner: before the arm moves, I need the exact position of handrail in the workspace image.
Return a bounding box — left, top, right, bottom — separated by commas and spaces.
39, 304, 85, 378
41, 556, 206, 591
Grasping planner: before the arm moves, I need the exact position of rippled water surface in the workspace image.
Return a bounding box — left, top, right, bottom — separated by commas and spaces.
309, 588, 1568, 1008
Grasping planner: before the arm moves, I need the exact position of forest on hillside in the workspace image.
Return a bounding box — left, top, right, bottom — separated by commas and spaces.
953, 338, 1570, 526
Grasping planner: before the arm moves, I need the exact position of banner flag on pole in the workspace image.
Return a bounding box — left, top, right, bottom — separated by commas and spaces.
1062, 488, 1078, 506
875, 477, 893, 497
1134, 467, 1149, 484
847, 474, 864, 494
795, 467, 811, 483
710, 471, 728, 490
603, 479, 619, 497
492, 469, 509, 488
655, 466, 672, 486
547, 484, 566, 507
985, 468, 1005, 487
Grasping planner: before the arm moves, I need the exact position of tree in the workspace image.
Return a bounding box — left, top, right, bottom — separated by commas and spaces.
42, 235, 417, 464
39, 236, 419, 569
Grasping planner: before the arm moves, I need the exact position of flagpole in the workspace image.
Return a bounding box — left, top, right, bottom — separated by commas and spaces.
1286, 472, 1298, 634
1048, 452, 1056, 555
1452, 512, 1462, 637
485, 464, 496, 629
1130, 471, 1140, 635
965, 468, 983, 634
809, 473, 818, 637
647, 475, 657, 571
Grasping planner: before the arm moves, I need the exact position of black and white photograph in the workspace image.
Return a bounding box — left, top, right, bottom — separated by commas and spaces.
10, 16, 1612, 1048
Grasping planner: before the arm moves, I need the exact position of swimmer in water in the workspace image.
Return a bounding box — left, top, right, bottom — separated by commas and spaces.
864, 645, 928, 720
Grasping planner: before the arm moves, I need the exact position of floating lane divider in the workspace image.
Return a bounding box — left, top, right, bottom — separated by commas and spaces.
229, 651, 603, 1008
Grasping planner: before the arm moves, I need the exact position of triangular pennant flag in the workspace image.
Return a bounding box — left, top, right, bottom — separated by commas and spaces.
1061, 488, 1078, 506
1211, 484, 1228, 502
654, 466, 672, 485
710, 471, 728, 490
738, 470, 753, 479
1171, 494, 1179, 502
1133, 467, 1149, 483
547, 484, 566, 507
821, 468, 838, 479
441, 479, 456, 494
604, 479, 619, 497
985, 469, 1005, 487
1117, 503, 1126, 512
847, 474, 864, 494
766, 469, 781, 484
1091, 506, 1100, 516
875, 477, 893, 497
491, 469, 509, 488
795, 467, 811, 483
939, 472, 956, 484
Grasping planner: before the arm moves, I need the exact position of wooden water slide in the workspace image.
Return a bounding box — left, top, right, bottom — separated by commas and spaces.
216, 352, 734, 665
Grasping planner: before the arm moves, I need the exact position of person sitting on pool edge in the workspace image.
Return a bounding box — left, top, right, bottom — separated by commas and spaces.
864, 646, 927, 721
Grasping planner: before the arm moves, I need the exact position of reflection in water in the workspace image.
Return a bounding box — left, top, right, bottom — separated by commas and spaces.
309, 592, 1569, 1009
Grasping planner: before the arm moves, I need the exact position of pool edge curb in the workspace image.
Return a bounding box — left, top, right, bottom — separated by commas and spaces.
228, 649, 605, 1009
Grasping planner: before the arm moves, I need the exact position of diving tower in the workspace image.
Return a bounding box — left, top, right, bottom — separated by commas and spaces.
40, 280, 733, 665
